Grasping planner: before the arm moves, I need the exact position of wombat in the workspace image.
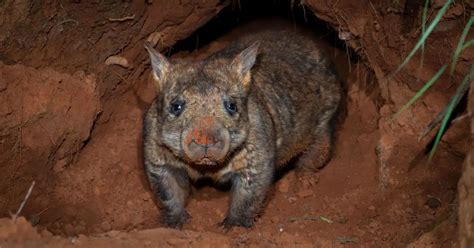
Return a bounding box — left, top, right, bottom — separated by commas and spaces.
143, 29, 341, 229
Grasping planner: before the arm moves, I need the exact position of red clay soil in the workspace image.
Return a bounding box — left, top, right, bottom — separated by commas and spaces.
0, 0, 472, 247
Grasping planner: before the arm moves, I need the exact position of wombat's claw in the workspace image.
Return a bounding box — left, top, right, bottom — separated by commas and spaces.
219, 216, 254, 230
216, 220, 231, 232
163, 211, 191, 229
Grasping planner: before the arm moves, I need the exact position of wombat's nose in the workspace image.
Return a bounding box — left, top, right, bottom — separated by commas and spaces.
189, 128, 221, 147
182, 117, 230, 166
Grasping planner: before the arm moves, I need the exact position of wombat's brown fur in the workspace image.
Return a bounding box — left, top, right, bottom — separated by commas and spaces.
143, 29, 341, 229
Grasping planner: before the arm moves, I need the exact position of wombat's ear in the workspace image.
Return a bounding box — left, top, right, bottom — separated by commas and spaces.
230, 41, 259, 89
145, 43, 170, 89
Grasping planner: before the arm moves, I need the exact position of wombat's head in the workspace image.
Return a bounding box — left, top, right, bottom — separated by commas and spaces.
145, 42, 259, 171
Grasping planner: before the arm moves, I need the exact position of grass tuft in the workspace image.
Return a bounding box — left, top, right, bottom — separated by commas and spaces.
392, 0, 453, 76
393, 0, 473, 161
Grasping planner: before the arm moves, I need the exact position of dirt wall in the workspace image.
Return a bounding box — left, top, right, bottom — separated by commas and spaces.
459, 79, 474, 247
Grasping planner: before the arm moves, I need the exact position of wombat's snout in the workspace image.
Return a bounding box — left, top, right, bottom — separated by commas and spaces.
182, 117, 230, 166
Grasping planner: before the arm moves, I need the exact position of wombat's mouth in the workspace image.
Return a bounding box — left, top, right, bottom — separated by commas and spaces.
193, 157, 220, 166
187, 156, 228, 173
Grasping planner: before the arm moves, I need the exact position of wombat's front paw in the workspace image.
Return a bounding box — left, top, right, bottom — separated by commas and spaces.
163, 210, 190, 229
220, 215, 254, 229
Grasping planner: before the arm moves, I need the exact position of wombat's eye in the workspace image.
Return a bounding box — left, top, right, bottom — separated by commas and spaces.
169, 99, 186, 116
223, 99, 237, 116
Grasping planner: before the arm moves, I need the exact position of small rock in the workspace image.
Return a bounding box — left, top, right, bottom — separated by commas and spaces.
141, 192, 150, 201
106, 230, 120, 238
215, 209, 224, 218
104, 55, 130, 68
297, 189, 313, 198
41, 229, 53, 238
101, 221, 111, 231
270, 216, 280, 223
337, 217, 348, 224
277, 177, 290, 193
368, 205, 376, 211
336, 236, 358, 244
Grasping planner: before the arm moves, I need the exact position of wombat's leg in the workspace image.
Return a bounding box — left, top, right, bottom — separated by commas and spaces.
222, 162, 274, 228
297, 124, 333, 172
146, 162, 190, 229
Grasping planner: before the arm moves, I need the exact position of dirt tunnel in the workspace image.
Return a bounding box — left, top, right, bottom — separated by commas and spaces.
0, 0, 473, 247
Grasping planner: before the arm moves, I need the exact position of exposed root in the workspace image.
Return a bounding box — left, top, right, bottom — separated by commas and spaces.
12, 181, 35, 222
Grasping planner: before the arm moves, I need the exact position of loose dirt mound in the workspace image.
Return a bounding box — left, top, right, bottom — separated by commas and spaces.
0, 63, 101, 221
0, 217, 232, 247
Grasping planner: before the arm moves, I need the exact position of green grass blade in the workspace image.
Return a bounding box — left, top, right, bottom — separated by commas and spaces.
420, 0, 430, 66
393, 64, 448, 119
422, 0, 429, 35
429, 65, 474, 161
462, 39, 474, 52
393, 0, 452, 75
419, 67, 471, 141
450, 16, 474, 74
